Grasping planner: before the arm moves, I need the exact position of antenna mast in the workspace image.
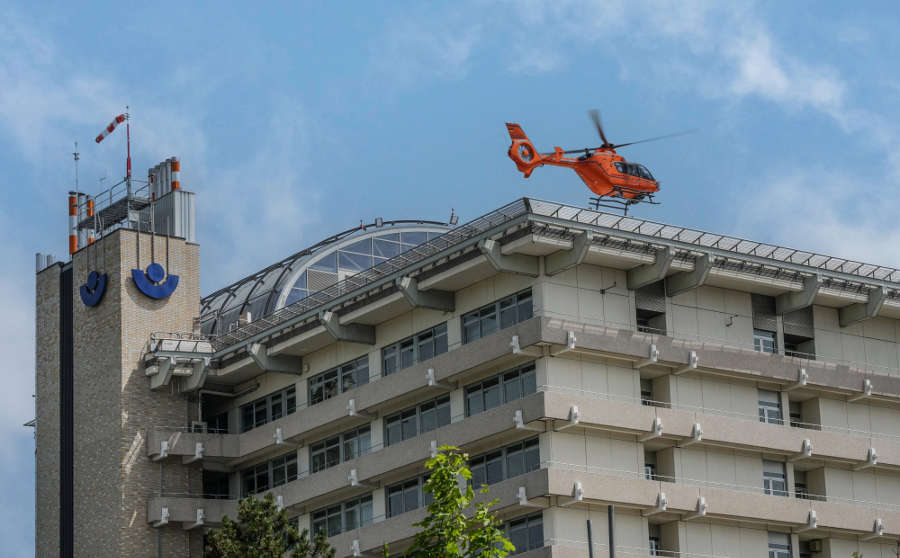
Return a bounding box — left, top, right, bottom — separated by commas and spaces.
125, 105, 132, 196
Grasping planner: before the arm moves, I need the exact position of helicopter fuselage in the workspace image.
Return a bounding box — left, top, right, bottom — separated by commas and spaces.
506, 123, 660, 201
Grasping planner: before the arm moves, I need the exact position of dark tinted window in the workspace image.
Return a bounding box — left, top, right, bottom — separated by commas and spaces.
462, 290, 532, 344
240, 385, 297, 433
465, 363, 537, 416
308, 356, 369, 405
383, 323, 448, 376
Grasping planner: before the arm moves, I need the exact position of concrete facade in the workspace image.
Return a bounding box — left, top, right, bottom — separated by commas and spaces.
35, 197, 900, 557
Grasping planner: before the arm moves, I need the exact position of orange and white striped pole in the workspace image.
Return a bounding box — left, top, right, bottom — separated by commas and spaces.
170, 156, 180, 190
87, 197, 95, 244
68, 192, 78, 255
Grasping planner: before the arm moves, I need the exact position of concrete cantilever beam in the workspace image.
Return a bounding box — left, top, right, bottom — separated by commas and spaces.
545, 231, 594, 276
627, 246, 674, 290
775, 275, 822, 315
396, 276, 454, 312
179, 358, 211, 392
839, 286, 887, 328
665, 254, 712, 297
319, 311, 375, 345
478, 238, 539, 277
249, 343, 303, 374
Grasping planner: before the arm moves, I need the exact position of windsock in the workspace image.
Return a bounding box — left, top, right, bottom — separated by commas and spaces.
95, 114, 126, 143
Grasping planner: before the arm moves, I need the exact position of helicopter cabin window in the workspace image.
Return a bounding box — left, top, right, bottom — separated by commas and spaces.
638, 165, 654, 180
614, 162, 625, 173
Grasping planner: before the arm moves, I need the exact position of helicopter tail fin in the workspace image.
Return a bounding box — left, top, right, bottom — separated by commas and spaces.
506, 123, 529, 141
505, 123, 542, 178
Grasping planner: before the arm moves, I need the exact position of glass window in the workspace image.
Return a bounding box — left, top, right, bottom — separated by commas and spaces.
754, 329, 777, 354
308, 356, 369, 406
470, 437, 540, 487
240, 385, 298, 433
312, 495, 373, 537
374, 238, 401, 258
401, 231, 427, 245
507, 513, 543, 554
758, 389, 784, 425
310, 425, 371, 474
763, 460, 787, 496
462, 290, 532, 344
768, 532, 791, 558
310, 252, 337, 272
382, 323, 448, 376
465, 363, 537, 417
384, 395, 451, 447
386, 476, 432, 518
240, 452, 297, 496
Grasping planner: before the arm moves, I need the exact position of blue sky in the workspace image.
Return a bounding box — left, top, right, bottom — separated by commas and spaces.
2, 1, 900, 554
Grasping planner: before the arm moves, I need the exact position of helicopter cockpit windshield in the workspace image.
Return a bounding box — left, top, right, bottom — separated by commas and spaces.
614, 162, 655, 181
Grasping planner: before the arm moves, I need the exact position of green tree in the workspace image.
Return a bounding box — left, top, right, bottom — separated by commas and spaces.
205, 492, 336, 558
387, 445, 515, 558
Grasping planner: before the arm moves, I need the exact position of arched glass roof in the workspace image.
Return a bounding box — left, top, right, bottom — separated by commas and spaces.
200, 220, 450, 336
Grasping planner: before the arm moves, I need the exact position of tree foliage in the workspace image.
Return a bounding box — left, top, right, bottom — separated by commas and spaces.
205, 492, 336, 558
388, 445, 514, 558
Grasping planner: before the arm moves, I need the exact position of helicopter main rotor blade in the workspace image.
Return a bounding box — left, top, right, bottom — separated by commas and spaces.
612, 129, 698, 149
540, 146, 605, 156
588, 110, 611, 146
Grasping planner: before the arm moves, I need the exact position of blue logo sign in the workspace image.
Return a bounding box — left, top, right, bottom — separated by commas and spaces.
79, 271, 107, 307
132, 262, 179, 299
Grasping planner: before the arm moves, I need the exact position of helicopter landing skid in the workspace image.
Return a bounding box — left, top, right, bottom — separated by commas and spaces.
589, 194, 658, 215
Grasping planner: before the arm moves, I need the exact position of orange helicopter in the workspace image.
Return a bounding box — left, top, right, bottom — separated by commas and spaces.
506, 111, 690, 212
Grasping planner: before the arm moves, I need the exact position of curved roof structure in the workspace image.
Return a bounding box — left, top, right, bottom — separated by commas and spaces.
200, 220, 450, 336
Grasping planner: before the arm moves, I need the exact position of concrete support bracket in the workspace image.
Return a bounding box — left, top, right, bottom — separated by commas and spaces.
148, 356, 175, 391
665, 253, 712, 297
627, 246, 674, 290
796, 510, 818, 533
789, 439, 813, 462
320, 311, 375, 345
840, 287, 887, 328
861, 519, 885, 541
634, 344, 659, 369
775, 275, 822, 315
425, 368, 455, 390
180, 358, 211, 392
558, 481, 584, 507
545, 231, 593, 276
151, 440, 169, 462
550, 331, 577, 356
848, 378, 873, 402
183, 509, 205, 530
642, 492, 668, 516
478, 238, 539, 277
555, 406, 580, 431
679, 423, 703, 448
639, 417, 663, 442
853, 447, 878, 471
249, 343, 303, 374
151, 507, 169, 528
672, 351, 698, 376
397, 276, 455, 312
683, 497, 707, 521
786, 368, 808, 392
347, 398, 375, 419
514, 409, 544, 432
183, 442, 205, 464
517, 486, 548, 508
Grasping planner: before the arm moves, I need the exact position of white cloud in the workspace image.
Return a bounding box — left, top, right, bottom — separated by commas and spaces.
369, 15, 481, 87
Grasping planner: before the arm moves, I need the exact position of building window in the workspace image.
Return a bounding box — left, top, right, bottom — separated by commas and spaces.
203, 470, 230, 500
649, 537, 661, 556
465, 363, 536, 416
767, 532, 791, 558
763, 460, 787, 497
386, 475, 433, 518
240, 385, 297, 433
311, 494, 373, 537
205, 411, 229, 434
469, 438, 540, 488
506, 513, 543, 554
241, 451, 299, 496
754, 329, 777, 354
789, 401, 803, 428
382, 323, 448, 376
384, 395, 451, 447
758, 389, 784, 425
644, 450, 657, 480
462, 290, 533, 344
308, 356, 369, 406
794, 470, 809, 500
310, 425, 372, 474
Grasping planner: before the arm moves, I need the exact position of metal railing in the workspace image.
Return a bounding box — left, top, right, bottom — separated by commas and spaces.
527, 198, 900, 284
209, 198, 532, 350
